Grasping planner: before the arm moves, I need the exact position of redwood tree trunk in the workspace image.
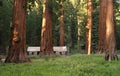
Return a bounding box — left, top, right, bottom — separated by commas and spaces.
40, 0, 54, 56
85, 0, 93, 55
5, 0, 30, 63
60, 0, 64, 46
97, 0, 107, 54
105, 0, 116, 61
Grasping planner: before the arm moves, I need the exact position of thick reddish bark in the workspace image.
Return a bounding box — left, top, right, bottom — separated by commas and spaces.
97, 0, 107, 54
60, 0, 64, 46
5, 0, 30, 63
85, 0, 93, 55
40, 0, 54, 56
105, 0, 117, 61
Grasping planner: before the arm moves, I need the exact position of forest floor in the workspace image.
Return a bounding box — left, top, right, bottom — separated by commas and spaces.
0, 54, 120, 76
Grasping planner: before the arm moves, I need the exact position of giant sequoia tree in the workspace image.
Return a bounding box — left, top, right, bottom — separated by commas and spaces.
5, 0, 30, 63
97, 0, 107, 54
105, 0, 117, 61
40, 0, 54, 56
85, 0, 93, 55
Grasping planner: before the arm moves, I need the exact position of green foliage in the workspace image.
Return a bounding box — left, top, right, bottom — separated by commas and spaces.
114, 2, 120, 50
0, 0, 2, 6
26, 10, 42, 46
26, 0, 43, 46
64, 0, 78, 48
0, 54, 120, 76
92, 0, 99, 52
0, 0, 12, 53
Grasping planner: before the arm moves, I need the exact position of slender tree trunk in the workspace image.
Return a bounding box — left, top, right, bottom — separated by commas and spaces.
60, 0, 64, 46
105, 0, 117, 61
40, 0, 54, 56
85, 0, 93, 55
97, 0, 107, 54
5, 0, 30, 63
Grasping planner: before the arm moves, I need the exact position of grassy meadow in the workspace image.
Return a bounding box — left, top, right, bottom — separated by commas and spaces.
0, 54, 120, 76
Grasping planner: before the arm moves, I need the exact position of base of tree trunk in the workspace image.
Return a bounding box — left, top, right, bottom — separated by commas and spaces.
39, 51, 54, 57
5, 55, 30, 63
105, 52, 118, 61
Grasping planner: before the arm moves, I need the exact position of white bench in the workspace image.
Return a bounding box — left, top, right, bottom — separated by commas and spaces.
27, 46, 69, 55
27, 47, 40, 55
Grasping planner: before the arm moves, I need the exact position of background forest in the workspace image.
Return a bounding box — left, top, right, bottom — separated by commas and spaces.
0, 0, 120, 54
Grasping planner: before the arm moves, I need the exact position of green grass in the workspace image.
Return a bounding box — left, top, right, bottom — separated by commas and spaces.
0, 54, 120, 76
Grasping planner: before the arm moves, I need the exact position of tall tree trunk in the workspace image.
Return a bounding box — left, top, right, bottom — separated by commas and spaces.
97, 0, 107, 54
40, 0, 54, 56
105, 0, 117, 61
85, 0, 93, 55
60, 0, 64, 46
5, 0, 30, 63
